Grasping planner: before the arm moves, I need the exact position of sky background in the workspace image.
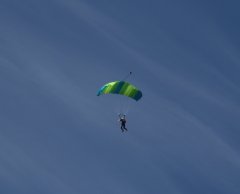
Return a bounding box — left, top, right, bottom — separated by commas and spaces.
0, 0, 240, 193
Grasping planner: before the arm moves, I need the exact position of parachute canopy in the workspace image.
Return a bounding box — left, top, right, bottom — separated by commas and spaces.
97, 81, 142, 101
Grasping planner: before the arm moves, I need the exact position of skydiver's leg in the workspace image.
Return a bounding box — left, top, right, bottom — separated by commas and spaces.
123, 124, 127, 131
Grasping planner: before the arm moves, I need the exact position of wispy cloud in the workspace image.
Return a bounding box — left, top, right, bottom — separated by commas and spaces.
0, 134, 79, 194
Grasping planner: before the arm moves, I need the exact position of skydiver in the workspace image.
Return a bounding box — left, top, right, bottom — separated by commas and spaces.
118, 114, 127, 132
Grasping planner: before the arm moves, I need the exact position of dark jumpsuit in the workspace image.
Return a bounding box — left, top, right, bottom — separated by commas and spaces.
120, 118, 127, 131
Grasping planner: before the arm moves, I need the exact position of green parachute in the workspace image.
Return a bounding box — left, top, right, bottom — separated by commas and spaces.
97, 81, 142, 101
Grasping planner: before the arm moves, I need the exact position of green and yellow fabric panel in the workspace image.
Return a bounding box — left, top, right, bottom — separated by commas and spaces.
97, 81, 142, 101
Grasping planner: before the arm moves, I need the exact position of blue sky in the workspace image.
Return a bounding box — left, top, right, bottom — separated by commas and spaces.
0, 0, 240, 193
